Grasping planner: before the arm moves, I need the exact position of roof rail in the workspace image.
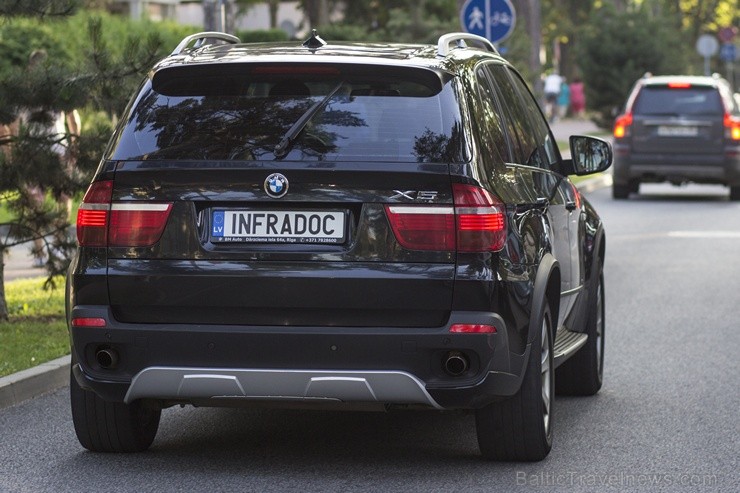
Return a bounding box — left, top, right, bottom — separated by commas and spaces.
437, 33, 499, 57
171, 32, 240, 56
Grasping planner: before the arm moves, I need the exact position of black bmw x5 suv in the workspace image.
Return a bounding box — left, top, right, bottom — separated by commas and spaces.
67, 31, 612, 461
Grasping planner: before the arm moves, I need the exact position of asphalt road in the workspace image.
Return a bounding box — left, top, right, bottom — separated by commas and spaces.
1, 182, 738, 493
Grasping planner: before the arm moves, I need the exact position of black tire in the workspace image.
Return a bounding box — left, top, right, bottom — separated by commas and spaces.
475, 302, 554, 462
556, 269, 605, 396
612, 183, 629, 199
730, 186, 740, 201
70, 369, 161, 452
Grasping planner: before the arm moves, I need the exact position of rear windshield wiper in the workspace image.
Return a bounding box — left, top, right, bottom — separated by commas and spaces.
274, 81, 344, 159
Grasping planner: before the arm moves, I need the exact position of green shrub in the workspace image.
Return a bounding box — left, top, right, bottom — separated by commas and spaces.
0, 276, 68, 378
236, 29, 290, 43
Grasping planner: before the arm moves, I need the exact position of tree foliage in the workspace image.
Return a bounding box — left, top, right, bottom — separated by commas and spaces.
0, 5, 193, 320
576, 3, 688, 128
0, 0, 736, 321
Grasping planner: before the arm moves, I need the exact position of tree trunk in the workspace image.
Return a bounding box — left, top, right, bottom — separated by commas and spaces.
0, 249, 8, 322
202, 0, 217, 31
515, 0, 543, 97
268, 0, 279, 29
611, 0, 627, 12
304, 0, 330, 29
412, 0, 426, 39
202, 0, 236, 33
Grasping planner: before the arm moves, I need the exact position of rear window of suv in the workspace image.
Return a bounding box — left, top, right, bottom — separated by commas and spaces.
109, 64, 466, 163
632, 85, 724, 116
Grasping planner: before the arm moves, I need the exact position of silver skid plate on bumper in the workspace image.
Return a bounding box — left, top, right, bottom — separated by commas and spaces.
124, 367, 443, 409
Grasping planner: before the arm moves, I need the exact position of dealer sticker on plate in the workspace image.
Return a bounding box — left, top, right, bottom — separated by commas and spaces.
211, 209, 346, 244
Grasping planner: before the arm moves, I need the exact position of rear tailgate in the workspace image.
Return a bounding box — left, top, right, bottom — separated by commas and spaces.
103, 61, 467, 328
631, 115, 723, 154
106, 163, 456, 328
631, 85, 725, 155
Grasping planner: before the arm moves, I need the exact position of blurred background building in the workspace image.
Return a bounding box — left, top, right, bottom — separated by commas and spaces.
110, 1, 313, 36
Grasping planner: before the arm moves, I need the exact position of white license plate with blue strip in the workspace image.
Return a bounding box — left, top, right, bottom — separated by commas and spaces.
211, 210, 346, 244
657, 125, 698, 137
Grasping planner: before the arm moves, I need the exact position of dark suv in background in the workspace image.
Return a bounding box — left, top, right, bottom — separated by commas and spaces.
612, 74, 740, 199
67, 31, 612, 461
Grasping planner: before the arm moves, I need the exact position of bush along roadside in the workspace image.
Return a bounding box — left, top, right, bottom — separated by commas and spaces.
0, 276, 67, 378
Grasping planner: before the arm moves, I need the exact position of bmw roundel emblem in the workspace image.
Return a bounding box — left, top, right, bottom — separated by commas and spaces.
264, 173, 289, 198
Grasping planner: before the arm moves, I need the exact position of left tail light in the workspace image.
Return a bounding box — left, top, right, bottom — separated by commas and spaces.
613, 113, 633, 139
76, 180, 173, 247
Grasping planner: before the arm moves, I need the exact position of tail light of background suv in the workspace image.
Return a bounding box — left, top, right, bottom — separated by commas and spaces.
76, 180, 173, 247
385, 183, 506, 252
613, 113, 632, 139
724, 113, 740, 141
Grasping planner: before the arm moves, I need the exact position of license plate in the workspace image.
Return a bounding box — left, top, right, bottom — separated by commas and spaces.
211, 209, 346, 244
657, 125, 698, 137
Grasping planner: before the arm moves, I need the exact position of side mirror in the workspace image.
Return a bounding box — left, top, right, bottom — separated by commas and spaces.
562, 135, 613, 176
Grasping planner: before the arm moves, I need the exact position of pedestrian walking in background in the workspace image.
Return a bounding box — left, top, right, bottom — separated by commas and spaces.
570, 77, 586, 118
558, 79, 570, 121
543, 71, 563, 122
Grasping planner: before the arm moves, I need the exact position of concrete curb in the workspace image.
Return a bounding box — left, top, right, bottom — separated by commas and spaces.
0, 354, 70, 410
577, 172, 613, 194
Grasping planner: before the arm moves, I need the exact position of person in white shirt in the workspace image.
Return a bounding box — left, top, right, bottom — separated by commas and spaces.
543, 72, 563, 122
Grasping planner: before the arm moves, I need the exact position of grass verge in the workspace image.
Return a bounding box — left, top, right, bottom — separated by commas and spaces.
0, 276, 68, 378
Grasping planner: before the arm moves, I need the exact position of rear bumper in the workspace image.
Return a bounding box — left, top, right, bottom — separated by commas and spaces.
613, 144, 740, 185
70, 306, 527, 410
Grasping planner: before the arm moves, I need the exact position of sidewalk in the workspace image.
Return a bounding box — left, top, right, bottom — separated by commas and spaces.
3, 242, 47, 281
0, 121, 613, 410
549, 117, 606, 143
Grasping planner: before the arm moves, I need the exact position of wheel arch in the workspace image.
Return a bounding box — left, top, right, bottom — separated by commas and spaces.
528, 253, 560, 345
589, 227, 606, 284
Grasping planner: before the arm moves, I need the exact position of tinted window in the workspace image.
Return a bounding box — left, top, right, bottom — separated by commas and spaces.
633, 86, 724, 116
504, 69, 559, 168
110, 68, 465, 163
475, 67, 511, 166
486, 67, 558, 169
484, 66, 525, 163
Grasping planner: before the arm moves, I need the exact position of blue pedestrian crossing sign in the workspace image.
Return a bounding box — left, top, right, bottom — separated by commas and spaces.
460, 0, 516, 44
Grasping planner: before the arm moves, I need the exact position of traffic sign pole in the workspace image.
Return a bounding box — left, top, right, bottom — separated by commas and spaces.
696, 34, 719, 76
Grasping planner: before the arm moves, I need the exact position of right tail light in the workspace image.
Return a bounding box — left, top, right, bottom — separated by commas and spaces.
76, 180, 173, 247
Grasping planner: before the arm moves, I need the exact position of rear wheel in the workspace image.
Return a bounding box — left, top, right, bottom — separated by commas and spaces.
475, 302, 554, 461
70, 368, 160, 452
556, 268, 605, 396
730, 186, 740, 201
612, 183, 629, 199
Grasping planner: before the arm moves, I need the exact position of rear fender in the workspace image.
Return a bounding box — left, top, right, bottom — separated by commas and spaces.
527, 254, 559, 346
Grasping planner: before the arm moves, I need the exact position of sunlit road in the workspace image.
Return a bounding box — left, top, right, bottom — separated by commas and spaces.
1, 183, 738, 493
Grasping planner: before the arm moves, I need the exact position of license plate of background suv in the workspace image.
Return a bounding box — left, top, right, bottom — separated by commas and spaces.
657, 125, 698, 137
211, 209, 346, 244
